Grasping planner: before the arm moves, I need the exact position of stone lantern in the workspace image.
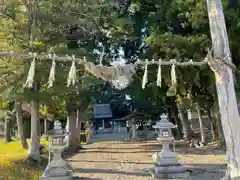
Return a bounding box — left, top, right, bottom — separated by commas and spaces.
40, 120, 73, 180
150, 114, 189, 179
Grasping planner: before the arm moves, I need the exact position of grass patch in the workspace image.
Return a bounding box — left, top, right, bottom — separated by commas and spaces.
0, 138, 49, 180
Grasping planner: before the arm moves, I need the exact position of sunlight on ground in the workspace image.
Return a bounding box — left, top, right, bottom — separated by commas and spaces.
0, 138, 48, 180
0, 136, 227, 180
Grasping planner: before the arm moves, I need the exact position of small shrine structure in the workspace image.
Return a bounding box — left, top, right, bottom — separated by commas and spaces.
93, 104, 113, 130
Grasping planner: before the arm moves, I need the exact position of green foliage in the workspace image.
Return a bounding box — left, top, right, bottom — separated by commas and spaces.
1, 0, 240, 121
0, 0, 114, 118
0, 138, 48, 180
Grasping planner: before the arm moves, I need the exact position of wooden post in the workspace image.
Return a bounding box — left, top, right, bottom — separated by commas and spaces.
206, 0, 240, 178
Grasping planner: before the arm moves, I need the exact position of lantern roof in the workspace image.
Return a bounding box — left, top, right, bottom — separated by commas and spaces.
48, 120, 69, 137
153, 114, 177, 129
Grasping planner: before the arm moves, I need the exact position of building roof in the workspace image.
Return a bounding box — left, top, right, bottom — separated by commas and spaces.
93, 104, 113, 119
122, 112, 150, 120
112, 112, 150, 121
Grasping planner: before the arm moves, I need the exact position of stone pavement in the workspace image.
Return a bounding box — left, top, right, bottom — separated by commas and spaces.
68, 133, 227, 180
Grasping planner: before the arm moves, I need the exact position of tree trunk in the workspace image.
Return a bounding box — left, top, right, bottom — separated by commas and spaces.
168, 111, 182, 139
77, 111, 84, 148
38, 117, 41, 137
214, 110, 225, 146
77, 120, 82, 143
196, 103, 206, 144
28, 100, 40, 161
64, 119, 69, 146
177, 103, 193, 141
167, 97, 183, 139
66, 111, 79, 152
15, 102, 28, 149
4, 114, 12, 143
86, 121, 92, 144
76, 110, 81, 143
206, 0, 240, 178
206, 109, 216, 141
44, 118, 48, 141
131, 118, 138, 141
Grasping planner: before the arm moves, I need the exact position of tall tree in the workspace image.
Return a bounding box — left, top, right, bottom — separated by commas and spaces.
15, 102, 28, 149
206, 0, 240, 178
3, 102, 14, 143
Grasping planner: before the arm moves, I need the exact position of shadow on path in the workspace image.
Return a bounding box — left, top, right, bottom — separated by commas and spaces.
70, 136, 227, 180
69, 159, 152, 165
83, 147, 139, 150
74, 168, 150, 177
91, 133, 130, 143
185, 163, 226, 171
185, 163, 226, 179
140, 143, 225, 155
74, 176, 103, 180
74, 164, 226, 179
78, 150, 156, 154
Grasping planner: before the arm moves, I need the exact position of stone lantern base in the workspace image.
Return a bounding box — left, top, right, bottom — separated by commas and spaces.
40, 170, 73, 180
150, 152, 190, 179
149, 164, 190, 180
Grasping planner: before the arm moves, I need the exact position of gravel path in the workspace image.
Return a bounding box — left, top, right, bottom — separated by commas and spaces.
69, 133, 227, 180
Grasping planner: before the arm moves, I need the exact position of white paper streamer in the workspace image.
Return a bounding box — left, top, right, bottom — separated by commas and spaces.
171, 64, 177, 86
142, 59, 148, 89
157, 59, 162, 87
23, 52, 36, 88
48, 53, 56, 88
67, 55, 77, 87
